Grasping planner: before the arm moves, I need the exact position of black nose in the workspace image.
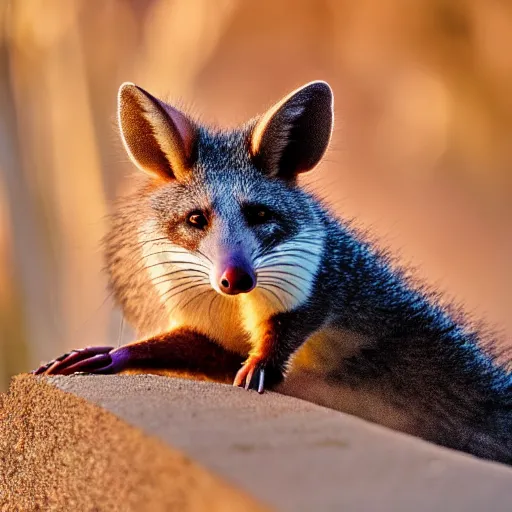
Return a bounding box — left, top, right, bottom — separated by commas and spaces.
219, 266, 256, 295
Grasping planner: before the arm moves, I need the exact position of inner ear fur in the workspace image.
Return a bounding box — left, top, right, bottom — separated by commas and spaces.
250, 81, 333, 180
117, 82, 197, 181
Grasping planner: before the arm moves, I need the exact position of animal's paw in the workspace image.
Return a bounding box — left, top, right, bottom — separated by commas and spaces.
233, 356, 266, 393
32, 346, 118, 376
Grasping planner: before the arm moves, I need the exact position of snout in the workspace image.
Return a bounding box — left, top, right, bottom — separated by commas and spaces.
219, 265, 256, 295
214, 250, 256, 295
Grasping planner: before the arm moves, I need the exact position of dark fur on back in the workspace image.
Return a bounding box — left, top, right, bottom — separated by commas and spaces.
301, 211, 512, 461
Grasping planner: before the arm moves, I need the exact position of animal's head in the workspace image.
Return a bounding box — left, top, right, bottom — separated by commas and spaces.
117, 81, 333, 313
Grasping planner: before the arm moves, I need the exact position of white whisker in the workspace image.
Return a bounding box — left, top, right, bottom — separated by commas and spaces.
254, 229, 325, 311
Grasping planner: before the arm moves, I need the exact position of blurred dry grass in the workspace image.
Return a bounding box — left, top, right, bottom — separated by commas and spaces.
0, 0, 511, 390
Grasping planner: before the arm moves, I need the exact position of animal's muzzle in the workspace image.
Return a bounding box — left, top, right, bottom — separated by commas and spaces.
219, 265, 256, 295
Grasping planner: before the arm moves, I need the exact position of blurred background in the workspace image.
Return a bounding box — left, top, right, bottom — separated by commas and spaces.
0, 0, 511, 390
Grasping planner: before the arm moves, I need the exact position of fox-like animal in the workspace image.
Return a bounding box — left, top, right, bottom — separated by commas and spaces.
35, 81, 512, 464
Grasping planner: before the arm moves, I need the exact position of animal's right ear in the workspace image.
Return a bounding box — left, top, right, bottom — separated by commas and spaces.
250, 81, 333, 180
117, 83, 197, 181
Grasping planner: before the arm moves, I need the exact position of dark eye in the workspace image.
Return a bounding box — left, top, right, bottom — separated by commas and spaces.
244, 205, 273, 226
187, 211, 208, 229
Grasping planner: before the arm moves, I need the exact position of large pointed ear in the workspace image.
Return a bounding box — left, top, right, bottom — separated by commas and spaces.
117, 82, 197, 181
250, 81, 333, 180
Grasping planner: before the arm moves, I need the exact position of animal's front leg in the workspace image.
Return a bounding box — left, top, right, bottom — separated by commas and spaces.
233, 318, 293, 393
33, 328, 244, 381
33, 346, 118, 375
233, 332, 275, 393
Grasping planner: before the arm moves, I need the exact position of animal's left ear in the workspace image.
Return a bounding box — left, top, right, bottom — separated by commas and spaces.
250, 81, 333, 180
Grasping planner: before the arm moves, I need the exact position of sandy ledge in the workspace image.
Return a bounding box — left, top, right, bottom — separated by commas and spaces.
0, 374, 266, 512
2, 373, 512, 511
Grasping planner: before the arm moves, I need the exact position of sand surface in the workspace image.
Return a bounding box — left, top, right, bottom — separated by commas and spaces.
2, 374, 512, 511
0, 375, 265, 512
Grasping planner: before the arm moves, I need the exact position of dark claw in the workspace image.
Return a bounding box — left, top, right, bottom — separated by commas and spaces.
32, 351, 72, 375
241, 364, 283, 393
234, 359, 268, 393
248, 367, 266, 393
32, 346, 114, 376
